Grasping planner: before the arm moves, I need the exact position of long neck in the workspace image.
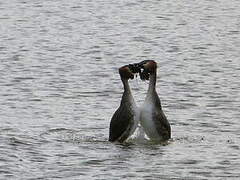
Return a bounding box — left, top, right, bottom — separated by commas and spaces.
147, 71, 156, 94
122, 78, 131, 93
146, 71, 162, 108
120, 78, 133, 106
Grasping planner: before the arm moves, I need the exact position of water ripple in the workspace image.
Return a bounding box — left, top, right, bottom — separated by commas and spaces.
0, 0, 240, 179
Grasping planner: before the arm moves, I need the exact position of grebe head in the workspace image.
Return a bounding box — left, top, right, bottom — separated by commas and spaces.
129, 60, 157, 80
125, 60, 157, 81
143, 60, 157, 74
119, 65, 134, 80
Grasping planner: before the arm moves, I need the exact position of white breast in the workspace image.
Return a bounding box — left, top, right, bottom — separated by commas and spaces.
127, 94, 140, 139
140, 98, 160, 140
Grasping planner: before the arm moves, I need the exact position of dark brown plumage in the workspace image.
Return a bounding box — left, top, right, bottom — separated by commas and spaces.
109, 66, 137, 143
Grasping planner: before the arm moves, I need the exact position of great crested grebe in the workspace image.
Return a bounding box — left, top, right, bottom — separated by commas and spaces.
139, 60, 171, 141
109, 65, 138, 142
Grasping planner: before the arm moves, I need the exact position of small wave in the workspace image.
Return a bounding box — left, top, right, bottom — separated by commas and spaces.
40, 128, 107, 144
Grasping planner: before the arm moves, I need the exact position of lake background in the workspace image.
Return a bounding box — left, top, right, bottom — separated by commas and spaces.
0, 0, 240, 179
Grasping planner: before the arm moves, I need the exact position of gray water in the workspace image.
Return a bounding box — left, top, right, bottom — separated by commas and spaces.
0, 0, 240, 179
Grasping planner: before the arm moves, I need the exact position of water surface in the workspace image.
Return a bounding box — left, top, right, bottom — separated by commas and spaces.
0, 0, 240, 179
